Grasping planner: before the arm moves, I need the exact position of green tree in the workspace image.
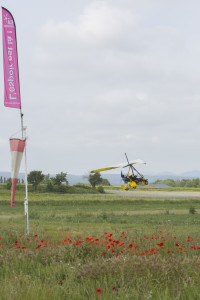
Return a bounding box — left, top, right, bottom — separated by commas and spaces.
43, 174, 51, 184
28, 171, 44, 191
52, 172, 68, 186
192, 178, 200, 188
89, 173, 103, 188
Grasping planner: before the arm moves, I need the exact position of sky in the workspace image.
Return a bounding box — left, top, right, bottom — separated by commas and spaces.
0, 0, 200, 176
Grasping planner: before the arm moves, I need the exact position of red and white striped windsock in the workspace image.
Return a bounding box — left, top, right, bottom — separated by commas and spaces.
10, 138, 26, 207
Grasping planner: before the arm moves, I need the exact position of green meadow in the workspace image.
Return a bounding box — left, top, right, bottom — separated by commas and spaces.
1, 188, 200, 299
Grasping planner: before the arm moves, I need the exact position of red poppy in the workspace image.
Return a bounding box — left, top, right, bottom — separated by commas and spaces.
157, 242, 164, 247
96, 288, 101, 292
112, 286, 116, 290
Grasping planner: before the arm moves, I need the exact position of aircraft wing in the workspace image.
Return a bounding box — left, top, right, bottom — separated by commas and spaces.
90, 159, 146, 173
90, 166, 120, 173
124, 159, 146, 167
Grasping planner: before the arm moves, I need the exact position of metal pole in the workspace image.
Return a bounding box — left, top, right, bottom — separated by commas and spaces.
23, 127, 29, 235
20, 110, 23, 139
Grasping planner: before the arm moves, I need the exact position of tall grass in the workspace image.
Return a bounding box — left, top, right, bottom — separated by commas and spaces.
1, 190, 200, 299
0, 231, 200, 299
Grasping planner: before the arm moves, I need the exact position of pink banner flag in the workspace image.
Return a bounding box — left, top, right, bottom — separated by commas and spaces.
2, 7, 21, 109
10, 139, 26, 207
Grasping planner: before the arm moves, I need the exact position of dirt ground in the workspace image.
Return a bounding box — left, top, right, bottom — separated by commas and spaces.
106, 189, 200, 198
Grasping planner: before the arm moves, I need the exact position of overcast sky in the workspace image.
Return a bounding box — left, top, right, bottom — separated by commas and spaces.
0, 0, 200, 176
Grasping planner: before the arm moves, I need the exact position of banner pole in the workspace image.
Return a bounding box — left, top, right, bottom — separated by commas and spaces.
20, 110, 24, 139
24, 127, 29, 235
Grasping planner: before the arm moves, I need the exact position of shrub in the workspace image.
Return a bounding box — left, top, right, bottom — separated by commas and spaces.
97, 186, 105, 193
189, 206, 197, 214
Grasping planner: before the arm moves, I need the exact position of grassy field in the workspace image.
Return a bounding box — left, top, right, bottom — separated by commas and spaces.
1, 188, 200, 299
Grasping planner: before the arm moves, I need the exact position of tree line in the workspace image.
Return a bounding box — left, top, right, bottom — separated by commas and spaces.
0, 177, 24, 184
0, 171, 110, 192
152, 178, 200, 188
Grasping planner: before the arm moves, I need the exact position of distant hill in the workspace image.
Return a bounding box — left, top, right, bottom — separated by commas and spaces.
1, 171, 200, 186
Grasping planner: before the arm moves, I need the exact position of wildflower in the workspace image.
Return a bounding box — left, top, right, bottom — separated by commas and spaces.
96, 288, 101, 292
157, 242, 164, 247
34, 235, 38, 238
57, 281, 62, 285
191, 245, 196, 249
102, 252, 106, 255
175, 243, 179, 247
112, 286, 116, 290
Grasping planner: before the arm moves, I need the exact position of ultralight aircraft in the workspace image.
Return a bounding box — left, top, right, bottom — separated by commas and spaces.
91, 153, 148, 190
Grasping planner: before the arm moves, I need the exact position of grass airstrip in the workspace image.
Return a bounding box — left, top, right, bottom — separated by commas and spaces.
1, 187, 200, 299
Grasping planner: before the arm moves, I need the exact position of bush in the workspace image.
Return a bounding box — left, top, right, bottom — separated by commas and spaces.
46, 181, 54, 192
97, 186, 105, 193
189, 206, 197, 214
6, 178, 11, 190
